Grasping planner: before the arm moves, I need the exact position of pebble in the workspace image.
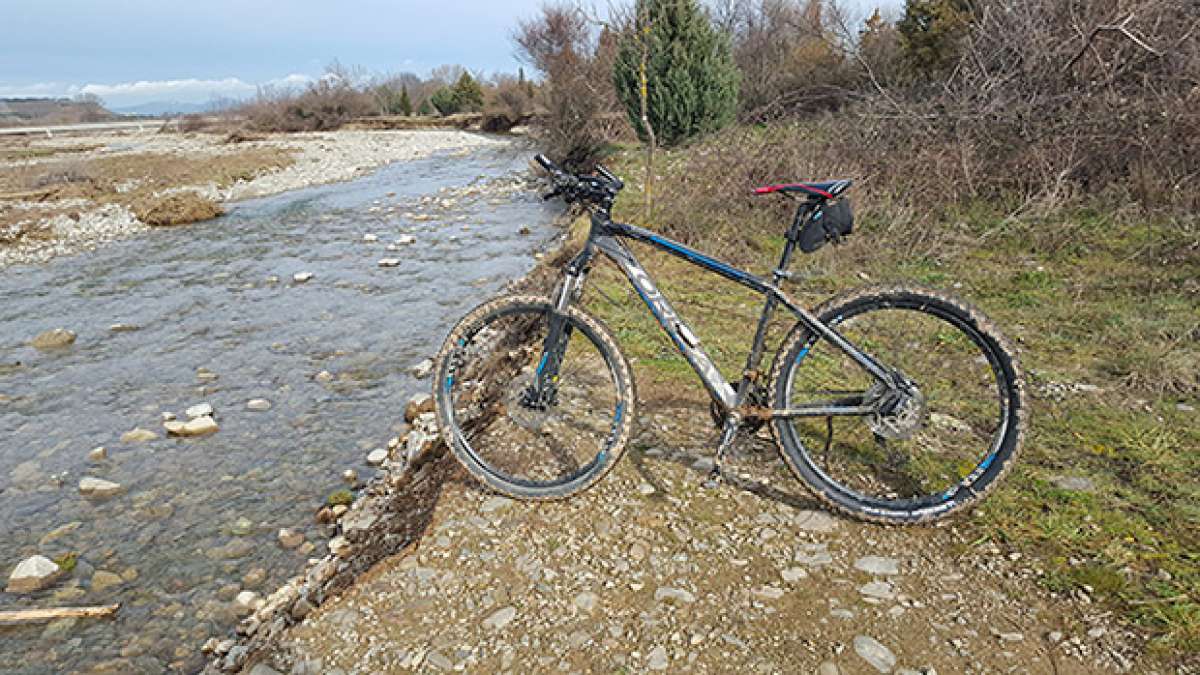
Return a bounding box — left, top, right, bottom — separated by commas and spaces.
31, 328, 76, 350
817, 662, 841, 675
362, 233, 379, 242
480, 496, 513, 513
342, 469, 358, 484
854, 556, 900, 576
88, 446, 107, 462
278, 528, 305, 549
78, 477, 123, 498
781, 567, 809, 583
655, 587, 696, 604
646, 645, 669, 670
366, 448, 388, 466
637, 482, 656, 496
753, 585, 785, 600
329, 536, 351, 557
409, 358, 433, 379
6, 555, 63, 593
168, 416, 219, 437
794, 510, 838, 533
120, 428, 158, 443
185, 402, 214, 419
853, 635, 897, 673
396, 234, 416, 245
109, 323, 140, 332
246, 399, 271, 411
483, 606, 517, 630
293, 272, 314, 283
574, 591, 599, 612
377, 258, 401, 268
315, 370, 334, 383
1052, 475, 1095, 492
91, 570, 123, 592
235, 591, 260, 611
860, 581, 896, 600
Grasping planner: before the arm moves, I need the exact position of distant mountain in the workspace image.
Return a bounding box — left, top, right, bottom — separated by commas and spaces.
0, 97, 119, 128
112, 101, 223, 116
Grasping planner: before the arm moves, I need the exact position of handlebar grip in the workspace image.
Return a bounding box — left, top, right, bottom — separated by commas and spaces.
595, 164, 624, 190
534, 154, 557, 172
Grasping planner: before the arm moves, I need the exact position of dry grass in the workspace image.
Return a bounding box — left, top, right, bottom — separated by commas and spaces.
131, 192, 224, 227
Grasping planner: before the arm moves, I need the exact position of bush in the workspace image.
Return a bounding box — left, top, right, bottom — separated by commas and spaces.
612, 0, 740, 147
429, 86, 458, 116
133, 192, 224, 227
244, 66, 375, 132
451, 72, 485, 112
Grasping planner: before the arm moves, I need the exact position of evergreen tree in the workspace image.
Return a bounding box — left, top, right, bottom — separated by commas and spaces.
430, 86, 458, 115
451, 72, 485, 112
896, 0, 972, 78
399, 86, 413, 116
417, 97, 436, 116
612, 0, 740, 147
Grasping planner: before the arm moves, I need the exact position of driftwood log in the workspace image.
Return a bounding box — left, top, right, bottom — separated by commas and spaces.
0, 604, 119, 624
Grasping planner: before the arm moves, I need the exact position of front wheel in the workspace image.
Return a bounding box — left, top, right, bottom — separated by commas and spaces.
769, 285, 1027, 524
432, 295, 636, 500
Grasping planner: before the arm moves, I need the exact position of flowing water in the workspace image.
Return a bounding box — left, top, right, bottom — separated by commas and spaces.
0, 143, 561, 673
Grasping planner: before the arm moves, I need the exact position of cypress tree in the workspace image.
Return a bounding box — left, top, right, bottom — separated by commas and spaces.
399, 86, 413, 116
613, 0, 740, 147
417, 97, 436, 116
451, 72, 485, 112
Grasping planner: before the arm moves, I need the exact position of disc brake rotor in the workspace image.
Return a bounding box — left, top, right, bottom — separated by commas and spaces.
865, 380, 927, 441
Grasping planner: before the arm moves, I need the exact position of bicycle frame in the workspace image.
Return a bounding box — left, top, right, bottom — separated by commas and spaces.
558, 208, 898, 421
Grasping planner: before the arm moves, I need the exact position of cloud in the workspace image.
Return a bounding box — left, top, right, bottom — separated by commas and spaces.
0, 82, 80, 98
0, 74, 317, 106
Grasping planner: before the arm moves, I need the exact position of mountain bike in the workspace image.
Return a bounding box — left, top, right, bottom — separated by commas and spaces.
431, 154, 1026, 524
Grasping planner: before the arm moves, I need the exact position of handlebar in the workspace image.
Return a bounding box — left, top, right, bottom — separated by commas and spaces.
532, 154, 623, 209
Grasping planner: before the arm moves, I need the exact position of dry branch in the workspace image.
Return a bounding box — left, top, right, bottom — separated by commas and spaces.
1066, 13, 1164, 71
0, 604, 119, 624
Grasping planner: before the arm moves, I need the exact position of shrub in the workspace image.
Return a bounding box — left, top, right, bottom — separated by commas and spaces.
612, 0, 740, 147
429, 86, 458, 116
451, 72, 485, 112
133, 192, 224, 227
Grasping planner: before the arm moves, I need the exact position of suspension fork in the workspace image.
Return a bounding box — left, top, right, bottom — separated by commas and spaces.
526, 258, 590, 407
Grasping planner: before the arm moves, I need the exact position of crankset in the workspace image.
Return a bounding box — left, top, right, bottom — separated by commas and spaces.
708, 382, 768, 434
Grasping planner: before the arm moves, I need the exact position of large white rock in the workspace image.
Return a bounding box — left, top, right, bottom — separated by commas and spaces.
377, 258, 401, 268
293, 272, 314, 283
246, 399, 271, 412
79, 477, 124, 498
6, 555, 63, 593
168, 416, 219, 437
185, 403, 214, 419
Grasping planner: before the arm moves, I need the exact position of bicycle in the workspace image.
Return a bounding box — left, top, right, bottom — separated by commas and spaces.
431, 154, 1026, 524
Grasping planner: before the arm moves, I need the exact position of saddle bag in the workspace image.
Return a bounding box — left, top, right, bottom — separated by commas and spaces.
798, 198, 854, 253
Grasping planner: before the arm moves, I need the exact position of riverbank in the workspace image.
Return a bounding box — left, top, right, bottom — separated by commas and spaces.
0, 128, 510, 268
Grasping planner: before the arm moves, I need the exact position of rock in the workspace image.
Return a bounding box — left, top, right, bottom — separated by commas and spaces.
753, 586, 785, 600
331, 504, 349, 517
859, 581, 896, 600
404, 393, 434, 422
169, 416, 218, 437
853, 635, 897, 673
231, 517, 253, 536
817, 661, 841, 675
794, 510, 838, 533
854, 556, 900, 576
121, 428, 158, 443
88, 446, 107, 462
574, 591, 599, 612
646, 646, 669, 670
362, 233, 379, 243
243, 568, 267, 587
39, 521, 82, 547
278, 528, 305, 549
109, 323, 140, 332
6, 555, 63, 593
795, 545, 834, 566
480, 496, 513, 513
997, 631, 1024, 642
409, 358, 433, 379
637, 482, 656, 496
235, 591, 260, 611
163, 420, 186, 435
79, 477, 123, 498
248, 664, 282, 675
655, 587, 696, 604
396, 234, 416, 245
291, 598, 314, 621
185, 402, 213, 419
31, 328, 76, 350
366, 448, 388, 466
781, 567, 809, 583
315, 370, 334, 383
342, 469, 358, 484
1052, 475, 1095, 492
329, 536, 351, 557
246, 399, 271, 412
293, 272, 314, 283
377, 258, 401, 268
91, 570, 123, 592
483, 606, 517, 630
197, 367, 219, 382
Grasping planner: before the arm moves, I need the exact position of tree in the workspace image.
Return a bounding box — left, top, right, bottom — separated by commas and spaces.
613, 0, 740, 147
896, 0, 972, 78
417, 97, 436, 116
399, 86, 413, 116
451, 72, 485, 112
430, 86, 458, 115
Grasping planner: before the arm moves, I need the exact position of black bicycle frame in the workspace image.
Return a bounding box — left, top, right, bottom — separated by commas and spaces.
557, 209, 896, 420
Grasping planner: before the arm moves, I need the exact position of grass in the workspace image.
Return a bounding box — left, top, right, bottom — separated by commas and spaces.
573, 144, 1200, 660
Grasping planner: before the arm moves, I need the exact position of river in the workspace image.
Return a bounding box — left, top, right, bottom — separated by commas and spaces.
0, 142, 561, 673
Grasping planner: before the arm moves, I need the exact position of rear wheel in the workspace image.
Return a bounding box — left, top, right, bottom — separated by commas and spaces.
769, 285, 1026, 524
433, 295, 636, 500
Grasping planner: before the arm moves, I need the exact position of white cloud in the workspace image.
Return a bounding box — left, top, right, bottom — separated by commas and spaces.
0, 74, 318, 106
0, 82, 79, 98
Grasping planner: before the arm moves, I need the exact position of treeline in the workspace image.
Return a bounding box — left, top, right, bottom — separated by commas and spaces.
516, 0, 1199, 213
236, 62, 537, 133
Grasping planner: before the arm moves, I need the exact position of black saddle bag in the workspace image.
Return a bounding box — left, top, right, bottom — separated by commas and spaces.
798, 199, 854, 253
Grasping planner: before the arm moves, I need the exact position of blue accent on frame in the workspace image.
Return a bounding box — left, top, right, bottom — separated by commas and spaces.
795, 346, 811, 364
536, 352, 549, 375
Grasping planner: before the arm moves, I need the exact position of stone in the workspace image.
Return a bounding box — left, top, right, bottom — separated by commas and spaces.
91, 570, 123, 592
781, 567, 808, 583
79, 477, 123, 498
342, 469, 358, 484
794, 510, 838, 533
6, 555, 63, 593
248, 664, 282, 675
574, 591, 599, 612
293, 272, 314, 283
646, 646, 669, 670
362, 233, 379, 243
88, 446, 107, 462
483, 606, 517, 630
795, 546, 834, 566
481, 496, 513, 514
231, 517, 253, 536
1052, 475, 1095, 492
169, 416, 218, 437
163, 420, 186, 435
817, 661, 841, 675
329, 536, 351, 557
246, 399, 272, 411
366, 448, 388, 466
31, 328, 76, 350
121, 428, 158, 443
655, 587, 696, 604
185, 403, 213, 419
853, 635, 897, 673
109, 323, 140, 332
637, 483, 656, 496
855, 556, 900, 576
753, 586, 785, 600
409, 358, 433, 379
404, 393, 434, 422
377, 258, 401, 268
315, 370, 334, 383
278, 528, 305, 549
243, 568, 267, 587
396, 234, 416, 245
235, 591, 260, 611
859, 581, 896, 600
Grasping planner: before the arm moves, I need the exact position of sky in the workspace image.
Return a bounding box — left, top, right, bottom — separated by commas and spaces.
0, 0, 899, 109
